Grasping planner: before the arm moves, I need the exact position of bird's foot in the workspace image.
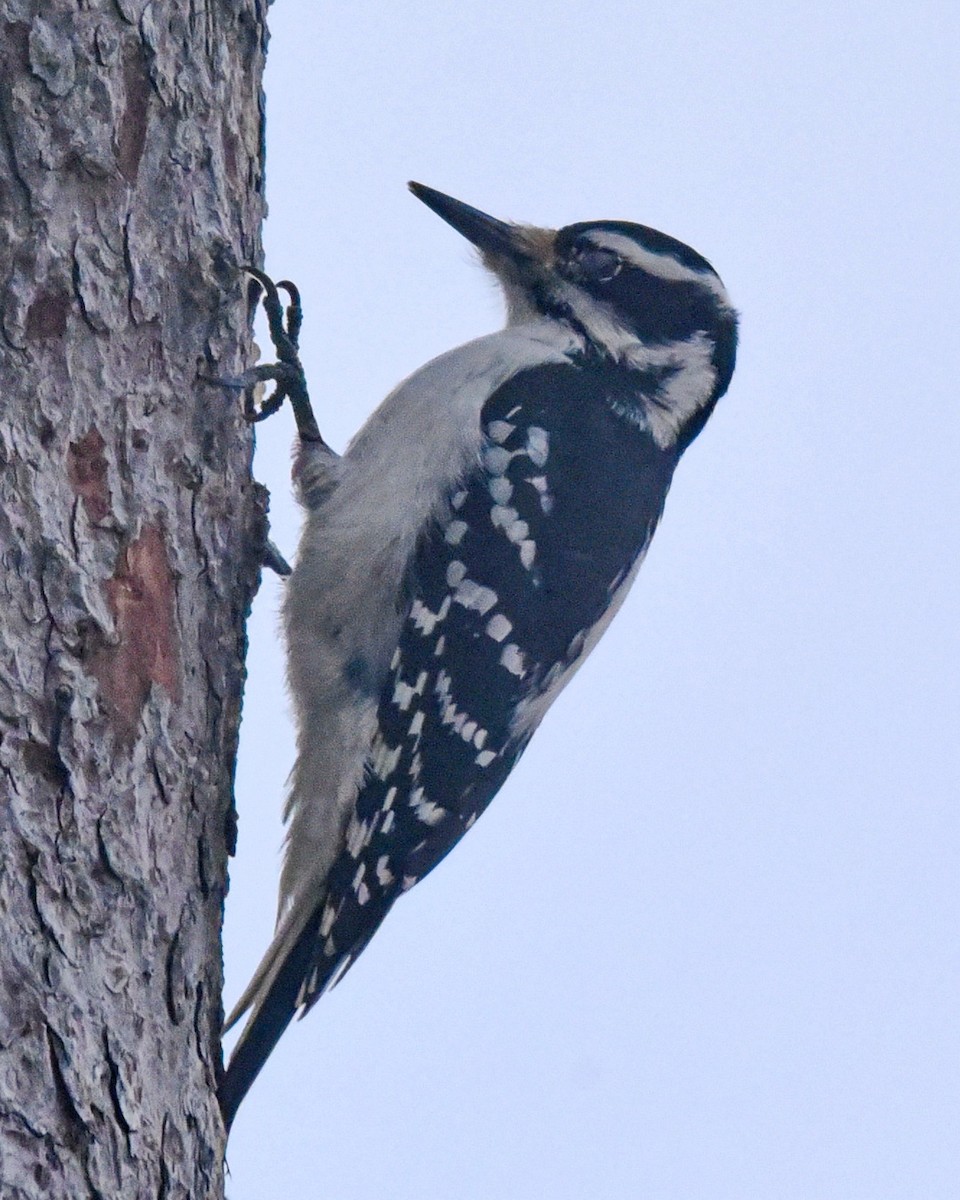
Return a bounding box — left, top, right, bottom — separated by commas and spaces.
206, 268, 325, 445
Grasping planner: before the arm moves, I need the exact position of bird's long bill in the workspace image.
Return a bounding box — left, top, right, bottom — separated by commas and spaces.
408, 182, 527, 261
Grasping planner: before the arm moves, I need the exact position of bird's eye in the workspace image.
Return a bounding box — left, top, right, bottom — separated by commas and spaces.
567, 243, 622, 283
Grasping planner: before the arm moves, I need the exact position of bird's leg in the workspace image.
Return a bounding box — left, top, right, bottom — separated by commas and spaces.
200, 269, 331, 575
206, 268, 326, 445
242, 268, 325, 445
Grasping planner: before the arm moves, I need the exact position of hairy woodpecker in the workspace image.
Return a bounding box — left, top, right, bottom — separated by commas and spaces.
220, 183, 738, 1127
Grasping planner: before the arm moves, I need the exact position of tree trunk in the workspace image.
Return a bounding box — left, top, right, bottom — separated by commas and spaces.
0, 1, 267, 1195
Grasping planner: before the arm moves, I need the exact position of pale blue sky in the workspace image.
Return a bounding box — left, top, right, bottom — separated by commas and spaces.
223, 3, 959, 1196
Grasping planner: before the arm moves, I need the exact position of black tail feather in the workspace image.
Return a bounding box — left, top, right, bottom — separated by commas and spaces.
219, 917, 318, 1131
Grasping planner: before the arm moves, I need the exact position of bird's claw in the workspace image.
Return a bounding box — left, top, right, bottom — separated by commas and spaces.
261, 538, 292, 578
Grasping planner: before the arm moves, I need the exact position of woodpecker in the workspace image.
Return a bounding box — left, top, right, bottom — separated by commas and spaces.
220, 183, 738, 1128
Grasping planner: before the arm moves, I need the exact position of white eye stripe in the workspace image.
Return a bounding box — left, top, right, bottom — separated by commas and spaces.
583, 231, 730, 304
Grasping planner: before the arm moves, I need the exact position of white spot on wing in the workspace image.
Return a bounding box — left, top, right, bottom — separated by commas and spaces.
453, 578, 499, 615
444, 519, 468, 545
526, 426, 549, 466
528, 475, 554, 515
500, 643, 526, 677
345, 816, 367, 858
411, 595, 451, 636
486, 613, 512, 642
412, 790, 445, 826
489, 476, 513, 504
505, 518, 530, 544
371, 738, 402, 781
446, 560, 467, 586
484, 446, 512, 474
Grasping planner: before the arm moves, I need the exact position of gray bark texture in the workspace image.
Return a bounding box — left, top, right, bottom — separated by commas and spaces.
0, 0, 269, 1195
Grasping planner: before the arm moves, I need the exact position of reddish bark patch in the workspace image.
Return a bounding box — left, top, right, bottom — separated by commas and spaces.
67, 428, 112, 522
89, 525, 181, 738
26, 288, 70, 339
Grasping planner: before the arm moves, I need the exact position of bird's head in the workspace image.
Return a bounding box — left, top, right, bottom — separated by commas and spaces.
409, 181, 738, 421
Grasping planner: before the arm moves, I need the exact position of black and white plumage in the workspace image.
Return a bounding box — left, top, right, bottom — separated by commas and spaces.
220, 183, 738, 1127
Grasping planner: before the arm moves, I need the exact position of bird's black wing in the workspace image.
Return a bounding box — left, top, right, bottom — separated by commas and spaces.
220, 361, 675, 1126
302, 361, 676, 994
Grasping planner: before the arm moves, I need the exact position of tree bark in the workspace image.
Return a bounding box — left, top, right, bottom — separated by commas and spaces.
0, 1, 268, 1195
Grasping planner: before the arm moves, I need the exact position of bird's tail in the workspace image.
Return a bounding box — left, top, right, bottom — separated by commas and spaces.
220, 900, 322, 1130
